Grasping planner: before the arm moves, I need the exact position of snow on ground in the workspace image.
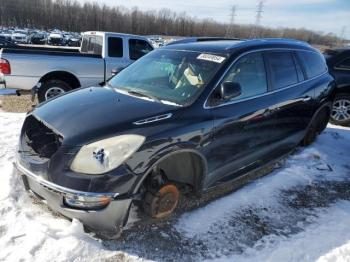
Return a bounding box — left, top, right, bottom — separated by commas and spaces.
0, 113, 145, 262
0, 112, 350, 262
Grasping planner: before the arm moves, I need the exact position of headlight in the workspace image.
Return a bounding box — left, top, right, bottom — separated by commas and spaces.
70, 134, 145, 175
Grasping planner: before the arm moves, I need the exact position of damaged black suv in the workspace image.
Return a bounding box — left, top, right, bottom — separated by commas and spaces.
16, 38, 334, 238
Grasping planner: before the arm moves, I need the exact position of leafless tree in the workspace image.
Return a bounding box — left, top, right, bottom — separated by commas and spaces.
0, 0, 343, 46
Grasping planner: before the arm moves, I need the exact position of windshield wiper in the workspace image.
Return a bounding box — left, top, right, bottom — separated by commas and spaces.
127, 90, 161, 103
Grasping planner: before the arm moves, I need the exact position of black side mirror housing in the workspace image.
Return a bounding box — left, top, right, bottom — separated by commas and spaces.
220, 81, 242, 100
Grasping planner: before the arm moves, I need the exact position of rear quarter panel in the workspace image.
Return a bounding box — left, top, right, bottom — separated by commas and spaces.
1, 52, 105, 90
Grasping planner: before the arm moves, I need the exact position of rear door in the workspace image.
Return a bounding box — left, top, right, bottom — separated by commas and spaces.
265, 50, 315, 148
205, 51, 280, 187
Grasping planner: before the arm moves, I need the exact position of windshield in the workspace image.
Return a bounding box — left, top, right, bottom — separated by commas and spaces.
108, 49, 224, 106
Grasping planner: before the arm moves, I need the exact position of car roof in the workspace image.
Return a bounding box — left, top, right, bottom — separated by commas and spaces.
163, 38, 313, 56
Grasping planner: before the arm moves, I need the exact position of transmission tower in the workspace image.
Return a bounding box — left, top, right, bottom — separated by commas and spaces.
338, 26, 346, 46
226, 5, 237, 37
251, 0, 265, 38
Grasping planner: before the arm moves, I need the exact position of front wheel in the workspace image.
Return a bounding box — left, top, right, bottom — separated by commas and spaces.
38, 79, 72, 102
330, 94, 350, 126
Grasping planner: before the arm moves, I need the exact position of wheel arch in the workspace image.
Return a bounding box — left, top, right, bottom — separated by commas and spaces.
133, 148, 208, 196
39, 71, 81, 90
309, 101, 332, 130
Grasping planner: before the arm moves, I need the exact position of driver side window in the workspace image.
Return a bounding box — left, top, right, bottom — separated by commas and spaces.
221, 52, 268, 102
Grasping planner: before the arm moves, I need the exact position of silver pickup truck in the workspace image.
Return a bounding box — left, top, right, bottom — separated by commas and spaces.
0, 32, 154, 102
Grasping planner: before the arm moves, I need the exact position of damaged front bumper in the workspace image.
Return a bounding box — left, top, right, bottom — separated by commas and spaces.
14, 160, 132, 239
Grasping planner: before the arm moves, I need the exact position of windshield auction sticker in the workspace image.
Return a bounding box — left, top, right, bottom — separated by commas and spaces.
197, 53, 226, 63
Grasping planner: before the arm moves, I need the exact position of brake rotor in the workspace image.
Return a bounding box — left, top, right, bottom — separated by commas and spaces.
148, 184, 180, 219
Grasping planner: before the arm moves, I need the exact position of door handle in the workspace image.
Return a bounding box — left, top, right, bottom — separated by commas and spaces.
302, 96, 312, 102
264, 107, 280, 116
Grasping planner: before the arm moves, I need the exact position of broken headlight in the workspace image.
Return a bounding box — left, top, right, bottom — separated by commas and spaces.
70, 135, 145, 175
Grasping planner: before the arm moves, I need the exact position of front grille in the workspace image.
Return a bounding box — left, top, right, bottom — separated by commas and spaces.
24, 115, 62, 158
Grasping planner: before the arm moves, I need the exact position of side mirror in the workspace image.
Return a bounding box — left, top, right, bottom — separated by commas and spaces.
220, 82, 242, 100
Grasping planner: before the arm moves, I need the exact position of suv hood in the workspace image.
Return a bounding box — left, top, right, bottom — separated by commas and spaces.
32, 86, 176, 146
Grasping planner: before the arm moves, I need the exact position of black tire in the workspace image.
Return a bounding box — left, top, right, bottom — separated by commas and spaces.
38, 79, 72, 103
302, 108, 330, 146
302, 121, 318, 146
330, 93, 350, 126
316, 107, 330, 133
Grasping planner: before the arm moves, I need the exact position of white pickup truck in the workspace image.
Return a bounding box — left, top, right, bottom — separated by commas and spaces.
0, 32, 154, 102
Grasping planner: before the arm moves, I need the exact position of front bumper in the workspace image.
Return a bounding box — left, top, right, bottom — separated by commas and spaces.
15, 161, 132, 238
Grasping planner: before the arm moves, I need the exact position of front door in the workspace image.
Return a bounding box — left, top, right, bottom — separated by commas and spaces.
205, 51, 280, 188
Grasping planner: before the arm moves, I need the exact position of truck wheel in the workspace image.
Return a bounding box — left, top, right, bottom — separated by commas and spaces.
38, 80, 72, 102
143, 184, 180, 219
330, 94, 350, 126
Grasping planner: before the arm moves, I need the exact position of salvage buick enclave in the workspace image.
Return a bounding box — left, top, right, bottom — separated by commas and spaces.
15, 38, 335, 238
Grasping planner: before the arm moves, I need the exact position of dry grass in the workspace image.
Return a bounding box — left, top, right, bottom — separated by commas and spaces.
0, 94, 37, 113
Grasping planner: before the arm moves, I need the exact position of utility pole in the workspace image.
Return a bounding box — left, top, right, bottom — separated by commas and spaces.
251, 0, 265, 38
226, 5, 236, 37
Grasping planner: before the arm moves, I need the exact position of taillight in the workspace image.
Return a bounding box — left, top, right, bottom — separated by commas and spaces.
0, 59, 11, 74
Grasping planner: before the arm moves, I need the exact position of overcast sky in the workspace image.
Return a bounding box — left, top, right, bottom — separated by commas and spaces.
79, 0, 350, 39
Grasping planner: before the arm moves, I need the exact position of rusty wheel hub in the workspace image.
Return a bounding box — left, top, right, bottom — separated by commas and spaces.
148, 184, 180, 219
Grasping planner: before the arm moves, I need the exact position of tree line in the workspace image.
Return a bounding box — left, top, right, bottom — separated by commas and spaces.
0, 0, 343, 46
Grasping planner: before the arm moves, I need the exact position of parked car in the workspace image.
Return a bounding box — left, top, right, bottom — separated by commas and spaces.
324, 48, 350, 126
0, 31, 154, 102
30, 33, 47, 45
15, 38, 334, 238
0, 30, 13, 41
47, 32, 65, 46
11, 30, 29, 44
0, 38, 17, 49
67, 35, 81, 47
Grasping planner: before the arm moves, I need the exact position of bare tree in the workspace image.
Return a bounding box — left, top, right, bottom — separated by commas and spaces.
0, 0, 344, 46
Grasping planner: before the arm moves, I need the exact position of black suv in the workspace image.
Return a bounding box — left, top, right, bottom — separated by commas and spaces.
324, 48, 350, 126
15, 38, 334, 238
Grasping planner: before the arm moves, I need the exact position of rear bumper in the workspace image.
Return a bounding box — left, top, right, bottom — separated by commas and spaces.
15, 161, 132, 238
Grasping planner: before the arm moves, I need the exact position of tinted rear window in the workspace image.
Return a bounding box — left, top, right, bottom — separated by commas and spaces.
108, 37, 123, 57
129, 39, 153, 60
297, 51, 327, 78
267, 51, 298, 89
81, 35, 102, 55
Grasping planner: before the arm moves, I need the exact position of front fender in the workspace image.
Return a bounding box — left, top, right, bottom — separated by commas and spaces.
129, 142, 208, 195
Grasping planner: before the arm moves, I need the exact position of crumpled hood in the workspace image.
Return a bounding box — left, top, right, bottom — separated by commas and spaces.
32, 86, 176, 145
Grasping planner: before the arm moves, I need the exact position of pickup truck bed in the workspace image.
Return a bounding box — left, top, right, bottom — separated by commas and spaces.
0, 31, 154, 102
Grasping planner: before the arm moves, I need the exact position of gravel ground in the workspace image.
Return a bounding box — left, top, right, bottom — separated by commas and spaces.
0, 93, 37, 113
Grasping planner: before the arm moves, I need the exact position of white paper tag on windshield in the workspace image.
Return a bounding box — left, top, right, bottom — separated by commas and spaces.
197, 53, 225, 63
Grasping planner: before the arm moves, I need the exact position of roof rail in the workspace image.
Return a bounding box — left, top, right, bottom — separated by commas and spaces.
249, 38, 311, 46
166, 37, 241, 46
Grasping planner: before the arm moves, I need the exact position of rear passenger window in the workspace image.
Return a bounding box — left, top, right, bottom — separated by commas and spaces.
267, 52, 298, 89
221, 52, 267, 101
81, 35, 103, 55
337, 58, 350, 70
108, 37, 123, 57
297, 51, 327, 78
129, 39, 153, 60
